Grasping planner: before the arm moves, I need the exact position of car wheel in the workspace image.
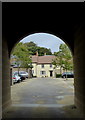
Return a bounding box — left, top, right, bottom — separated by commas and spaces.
17, 80, 20, 83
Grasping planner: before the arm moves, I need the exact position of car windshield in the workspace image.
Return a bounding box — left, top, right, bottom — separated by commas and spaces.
20, 71, 26, 74
63, 72, 73, 75
13, 73, 19, 76
13, 71, 28, 75
14, 72, 18, 74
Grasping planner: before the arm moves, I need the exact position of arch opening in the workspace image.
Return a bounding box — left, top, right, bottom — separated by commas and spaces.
7, 32, 77, 118
2, 2, 85, 119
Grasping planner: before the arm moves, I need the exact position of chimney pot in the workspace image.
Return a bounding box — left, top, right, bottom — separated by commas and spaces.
36, 51, 38, 56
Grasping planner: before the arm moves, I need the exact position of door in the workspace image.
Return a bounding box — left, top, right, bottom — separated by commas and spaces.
50, 71, 53, 77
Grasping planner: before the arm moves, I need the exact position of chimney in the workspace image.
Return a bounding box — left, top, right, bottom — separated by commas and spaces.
36, 51, 38, 56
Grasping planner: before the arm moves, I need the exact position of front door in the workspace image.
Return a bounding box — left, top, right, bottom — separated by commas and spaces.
50, 71, 53, 77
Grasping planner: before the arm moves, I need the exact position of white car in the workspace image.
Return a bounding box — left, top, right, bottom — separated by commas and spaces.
12, 74, 21, 84
13, 71, 29, 80
19, 71, 28, 78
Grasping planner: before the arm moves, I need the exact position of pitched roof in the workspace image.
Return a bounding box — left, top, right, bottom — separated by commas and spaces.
32, 55, 55, 64
32, 56, 38, 63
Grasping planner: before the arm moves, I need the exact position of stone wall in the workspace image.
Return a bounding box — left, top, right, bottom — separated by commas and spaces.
74, 24, 85, 116
2, 39, 11, 115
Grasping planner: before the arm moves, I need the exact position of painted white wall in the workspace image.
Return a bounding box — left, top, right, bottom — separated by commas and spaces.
32, 63, 55, 77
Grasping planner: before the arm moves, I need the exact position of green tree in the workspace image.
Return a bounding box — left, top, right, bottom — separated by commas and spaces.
24, 41, 52, 56
37, 47, 52, 56
59, 44, 73, 72
24, 42, 38, 55
53, 44, 73, 79
11, 42, 32, 73
53, 51, 64, 74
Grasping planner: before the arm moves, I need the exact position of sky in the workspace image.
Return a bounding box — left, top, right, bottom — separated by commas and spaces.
20, 33, 65, 53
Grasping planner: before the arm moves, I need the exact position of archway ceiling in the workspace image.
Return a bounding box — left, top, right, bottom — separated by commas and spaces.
2, 2, 85, 54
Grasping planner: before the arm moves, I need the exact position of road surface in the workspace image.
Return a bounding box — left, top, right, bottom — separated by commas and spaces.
3, 78, 84, 118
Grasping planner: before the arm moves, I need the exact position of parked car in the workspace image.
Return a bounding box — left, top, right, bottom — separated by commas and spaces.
62, 72, 74, 78
12, 74, 21, 84
13, 71, 29, 80
13, 65, 18, 68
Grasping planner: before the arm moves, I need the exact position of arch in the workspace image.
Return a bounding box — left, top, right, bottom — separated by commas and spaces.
10, 32, 74, 58
2, 2, 85, 118
10, 32, 74, 79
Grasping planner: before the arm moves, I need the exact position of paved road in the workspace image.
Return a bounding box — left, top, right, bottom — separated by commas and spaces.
3, 78, 84, 118
11, 77, 74, 105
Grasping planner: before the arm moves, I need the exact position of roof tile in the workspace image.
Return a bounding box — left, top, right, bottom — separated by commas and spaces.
32, 55, 55, 64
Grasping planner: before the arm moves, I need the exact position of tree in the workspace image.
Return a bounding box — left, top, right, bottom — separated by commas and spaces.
24, 42, 38, 55
11, 41, 52, 77
11, 42, 32, 74
53, 51, 64, 74
37, 47, 52, 56
24, 41, 52, 56
59, 44, 73, 72
52, 44, 73, 79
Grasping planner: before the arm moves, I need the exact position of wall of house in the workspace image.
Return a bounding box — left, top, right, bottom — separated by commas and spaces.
32, 63, 55, 77
55, 66, 64, 74
32, 63, 37, 77
32, 63, 66, 77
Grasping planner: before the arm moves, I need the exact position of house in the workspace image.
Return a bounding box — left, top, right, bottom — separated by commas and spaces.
32, 52, 61, 78
10, 52, 64, 77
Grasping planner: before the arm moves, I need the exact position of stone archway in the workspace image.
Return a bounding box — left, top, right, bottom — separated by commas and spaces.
2, 2, 85, 118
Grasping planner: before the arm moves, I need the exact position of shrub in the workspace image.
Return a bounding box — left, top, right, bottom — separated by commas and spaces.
56, 74, 62, 78
32, 76, 37, 78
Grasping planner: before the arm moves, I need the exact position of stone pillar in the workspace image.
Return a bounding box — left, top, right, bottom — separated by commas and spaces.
2, 39, 11, 115
74, 23, 85, 116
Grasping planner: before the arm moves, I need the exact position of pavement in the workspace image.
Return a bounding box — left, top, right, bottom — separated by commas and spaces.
3, 78, 84, 119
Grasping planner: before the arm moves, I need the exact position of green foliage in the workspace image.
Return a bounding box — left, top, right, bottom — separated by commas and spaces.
11, 42, 32, 68
24, 42, 38, 55
11, 41, 52, 68
56, 74, 62, 78
24, 41, 52, 56
37, 47, 52, 56
24, 41, 37, 47
53, 44, 73, 71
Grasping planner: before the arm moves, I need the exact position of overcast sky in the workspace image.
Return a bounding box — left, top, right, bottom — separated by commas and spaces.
20, 33, 65, 53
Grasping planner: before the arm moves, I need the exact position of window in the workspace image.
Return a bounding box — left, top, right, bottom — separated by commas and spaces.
40, 71, 46, 75
41, 64, 44, 68
50, 64, 52, 68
